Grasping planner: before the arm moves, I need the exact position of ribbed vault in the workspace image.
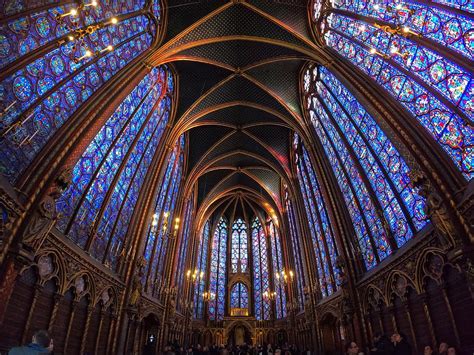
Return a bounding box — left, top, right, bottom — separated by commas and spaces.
150, 0, 326, 221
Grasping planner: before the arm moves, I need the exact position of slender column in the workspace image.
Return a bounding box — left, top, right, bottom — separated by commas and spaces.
378, 310, 385, 334
124, 316, 133, 353
63, 300, 78, 352
403, 300, 418, 351
48, 293, 62, 332
133, 319, 141, 354
106, 315, 117, 354
365, 314, 373, 342
441, 285, 460, 346
80, 305, 94, 354
94, 310, 105, 354
22, 283, 42, 343
388, 305, 398, 332
421, 294, 437, 347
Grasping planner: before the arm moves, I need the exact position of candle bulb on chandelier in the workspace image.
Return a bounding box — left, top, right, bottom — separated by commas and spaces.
0, 100, 17, 117
61, 8, 78, 17
100, 45, 114, 53
77, 49, 93, 62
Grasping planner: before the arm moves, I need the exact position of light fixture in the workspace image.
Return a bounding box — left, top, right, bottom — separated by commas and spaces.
263, 290, 277, 301
203, 291, 215, 301
54, 2, 119, 63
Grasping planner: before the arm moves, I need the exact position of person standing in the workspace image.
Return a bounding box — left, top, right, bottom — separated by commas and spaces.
391, 333, 411, 355
9, 330, 52, 354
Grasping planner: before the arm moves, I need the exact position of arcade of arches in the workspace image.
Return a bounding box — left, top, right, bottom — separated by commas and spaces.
0, 0, 473, 354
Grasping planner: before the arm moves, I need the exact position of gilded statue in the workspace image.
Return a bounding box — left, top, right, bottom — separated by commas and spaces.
129, 256, 146, 306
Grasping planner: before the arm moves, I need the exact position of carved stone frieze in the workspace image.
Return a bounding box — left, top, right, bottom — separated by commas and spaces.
39, 229, 123, 310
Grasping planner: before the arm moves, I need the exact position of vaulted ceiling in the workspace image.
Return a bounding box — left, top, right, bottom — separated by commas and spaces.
147, 0, 329, 224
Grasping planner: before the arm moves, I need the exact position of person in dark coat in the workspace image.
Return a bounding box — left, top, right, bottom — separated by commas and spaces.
391, 333, 411, 355
371, 333, 393, 355
9, 330, 52, 354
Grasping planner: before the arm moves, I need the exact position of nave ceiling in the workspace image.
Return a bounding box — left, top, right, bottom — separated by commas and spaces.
148, 0, 330, 224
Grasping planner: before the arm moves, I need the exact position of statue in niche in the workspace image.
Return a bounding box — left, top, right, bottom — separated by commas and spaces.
21, 168, 72, 252
409, 170, 456, 248
129, 256, 146, 307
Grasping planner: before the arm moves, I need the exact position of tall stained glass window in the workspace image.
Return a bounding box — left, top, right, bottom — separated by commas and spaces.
312, 0, 473, 180
176, 194, 195, 312
230, 282, 249, 316
142, 135, 185, 296
55, 66, 173, 271
231, 218, 248, 273
295, 140, 339, 297
285, 195, 305, 310
269, 220, 287, 319
0, 1, 160, 183
252, 217, 271, 320
208, 217, 228, 321
302, 63, 428, 269
194, 220, 211, 319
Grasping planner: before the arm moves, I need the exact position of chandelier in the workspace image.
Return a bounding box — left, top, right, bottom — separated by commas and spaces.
54, 1, 119, 63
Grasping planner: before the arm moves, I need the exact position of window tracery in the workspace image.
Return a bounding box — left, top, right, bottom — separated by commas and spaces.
312, 0, 473, 180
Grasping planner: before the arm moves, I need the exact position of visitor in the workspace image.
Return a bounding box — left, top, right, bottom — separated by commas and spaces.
371, 333, 393, 355
8, 330, 52, 354
438, 343, 449, 355
346, 341, 361, 355
447, 347, 456, 355
391, 333, 411, 355
423, 345, 433, 355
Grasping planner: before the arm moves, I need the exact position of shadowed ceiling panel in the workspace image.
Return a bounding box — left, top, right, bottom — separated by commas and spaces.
246, 59, 304, 116
248, 0, 313, 40
209, 152, 271, 170
174, 61, 232, 119
168, 4, 312, 51
198, 169, 234, 205
163, 0, 228, 41
188, 126, 235, 170
193, 105, 287, 127
176, 40, 307, 69
198, 131, 285, 172
244, 125, 290, 167
246, 168, 281, 199
206, 172, 273, 201
187, 76, 291, 120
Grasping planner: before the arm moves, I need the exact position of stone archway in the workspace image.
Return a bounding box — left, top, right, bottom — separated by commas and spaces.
226, 321, 254, 346
320, 312, 343, 355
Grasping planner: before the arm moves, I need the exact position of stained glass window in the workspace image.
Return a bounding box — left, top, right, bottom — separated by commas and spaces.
295, 140, 339, 297
312, 0, 473, 180
143, 135, 185, 296
268, 220, 287, 319
208, 217, 228, 321
252, 217, 272, 320
194, 220, 211, 319
230, 282, 249, 315
0, 1, 159, 183
231, 218, 248, 273
55, 67, 173, 272
285, 196, 305, 310
302, 61, 428, 269
176, 194, 195, 312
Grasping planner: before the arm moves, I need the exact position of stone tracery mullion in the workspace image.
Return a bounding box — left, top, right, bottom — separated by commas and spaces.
297, 165, 334, 295
314, 91, 401, 251
61, 76, 159, 237
318, 79, 418, 234
299, 152, 338, 293
327, 26, 472, 126
306, 116, 383, 264
98, 106, 169, 264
